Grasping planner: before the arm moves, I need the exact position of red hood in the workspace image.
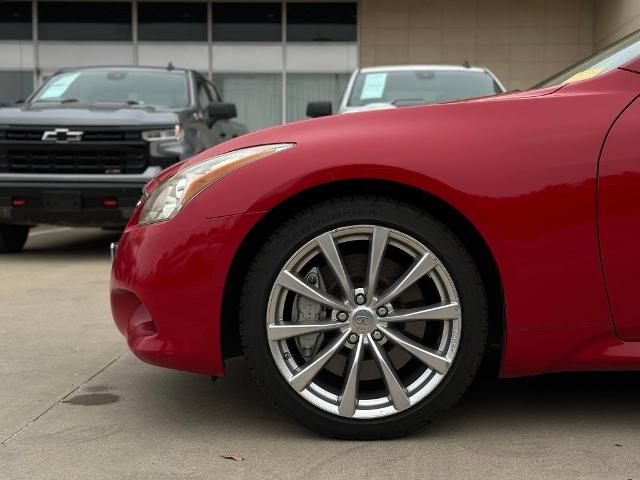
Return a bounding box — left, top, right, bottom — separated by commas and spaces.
153, 83, 564, 187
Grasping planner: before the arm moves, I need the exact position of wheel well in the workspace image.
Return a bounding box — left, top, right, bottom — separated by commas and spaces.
221, 179, 505, 360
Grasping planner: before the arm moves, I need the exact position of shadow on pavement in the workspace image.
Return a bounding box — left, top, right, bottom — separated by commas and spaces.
120, 351, 640, 442
17, 228, 122, 261
468, 348, 640, 409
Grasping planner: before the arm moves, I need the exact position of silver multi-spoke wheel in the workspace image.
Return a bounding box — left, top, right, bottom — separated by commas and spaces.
266, 225, 462, 419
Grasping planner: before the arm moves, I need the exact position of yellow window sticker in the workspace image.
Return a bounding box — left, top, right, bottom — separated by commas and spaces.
562, 67, 605, 84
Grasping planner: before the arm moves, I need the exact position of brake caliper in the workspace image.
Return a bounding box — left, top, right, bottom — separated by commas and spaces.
294, 267, 327, 359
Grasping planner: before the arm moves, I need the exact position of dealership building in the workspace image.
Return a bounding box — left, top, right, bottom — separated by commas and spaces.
1, 0, 639, 131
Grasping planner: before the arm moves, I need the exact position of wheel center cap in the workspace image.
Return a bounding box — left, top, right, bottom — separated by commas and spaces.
351, 309, 375, 334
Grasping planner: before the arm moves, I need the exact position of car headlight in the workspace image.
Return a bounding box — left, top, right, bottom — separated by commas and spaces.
139, 143, 294, 225
141, 125, 183, 142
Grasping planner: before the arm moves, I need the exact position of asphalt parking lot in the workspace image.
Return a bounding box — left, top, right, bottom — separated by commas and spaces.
2, 226, 640, 480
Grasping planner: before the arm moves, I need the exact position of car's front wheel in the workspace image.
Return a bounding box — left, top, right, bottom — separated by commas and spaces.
240, 196, 487, 439
0, 224, 30, 253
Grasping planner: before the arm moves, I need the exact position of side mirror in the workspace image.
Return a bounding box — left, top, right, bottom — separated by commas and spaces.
306, 101, 332, 118
207, 102, 237, 123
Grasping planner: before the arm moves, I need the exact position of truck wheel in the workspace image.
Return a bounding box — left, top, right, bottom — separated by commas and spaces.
0, 225, 30, 253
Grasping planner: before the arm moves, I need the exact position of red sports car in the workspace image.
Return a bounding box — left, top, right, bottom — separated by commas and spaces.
111, 32, 640, 439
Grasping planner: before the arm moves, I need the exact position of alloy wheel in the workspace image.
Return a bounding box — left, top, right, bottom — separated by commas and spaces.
266, 225, 462, 419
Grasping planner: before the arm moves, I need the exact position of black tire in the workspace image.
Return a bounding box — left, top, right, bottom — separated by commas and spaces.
0, 224, 30, 253
239, 196, 488, 439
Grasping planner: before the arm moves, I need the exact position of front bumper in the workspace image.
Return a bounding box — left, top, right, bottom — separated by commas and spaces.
110, 241, 118, 262
110, 209, 264, 376
0, 167, 161, 227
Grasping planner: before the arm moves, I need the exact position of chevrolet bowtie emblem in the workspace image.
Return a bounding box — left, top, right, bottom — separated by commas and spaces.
42, 128, 84, 143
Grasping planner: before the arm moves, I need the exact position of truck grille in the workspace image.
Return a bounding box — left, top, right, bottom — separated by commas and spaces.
0, 127, 148, 174
0, 149, 147, 174
2, 128, 142, 142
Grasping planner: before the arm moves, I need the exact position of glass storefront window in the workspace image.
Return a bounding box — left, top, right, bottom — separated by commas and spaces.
0, 71, 33, 104
212, 3, 282, 42
0, 2, 359, 133
287, 2, 356, 42
213, 73, 282, 131
0, 2, 32, 40
38, 2, 132, 41
138, 2, 207, 42
286, 73, 350, 122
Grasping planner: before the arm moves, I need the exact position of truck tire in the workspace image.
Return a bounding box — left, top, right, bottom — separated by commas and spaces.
0, 225, 30, 253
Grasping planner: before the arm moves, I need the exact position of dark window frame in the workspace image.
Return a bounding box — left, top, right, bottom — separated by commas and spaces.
38, 1, 133, 42
212, 2, 282, 42
286, 2, 357, 42
138, 2, 208, 42
0, 1, 33, 41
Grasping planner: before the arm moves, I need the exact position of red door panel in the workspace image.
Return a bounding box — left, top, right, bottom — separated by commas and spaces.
599, 96, 640, 340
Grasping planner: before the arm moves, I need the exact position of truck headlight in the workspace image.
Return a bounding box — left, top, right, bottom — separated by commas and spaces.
141, 125, 183, 142
139, 143, 294, 225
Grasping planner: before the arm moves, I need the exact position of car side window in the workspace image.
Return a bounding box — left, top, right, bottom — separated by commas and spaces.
196, 78, 211, 112
206, 81, 222, 103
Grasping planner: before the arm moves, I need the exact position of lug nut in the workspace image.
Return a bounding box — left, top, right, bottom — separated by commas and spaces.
376, 306, 388, 317
372, 330, 383, 341
348, 333, 359, 344
355, 293, 367, 305
308, 275, 317, 285
337, 311, 348, 322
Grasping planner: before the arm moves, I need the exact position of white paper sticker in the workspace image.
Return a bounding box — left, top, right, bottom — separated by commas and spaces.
39, 73, 81, 99
360, 73, 387, 100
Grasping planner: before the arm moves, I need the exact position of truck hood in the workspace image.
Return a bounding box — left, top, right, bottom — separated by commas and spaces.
0, 103, 183, 126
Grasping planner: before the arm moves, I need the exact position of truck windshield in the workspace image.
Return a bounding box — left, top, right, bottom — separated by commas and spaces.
535, 30, 640, 88
31, 70, 190, 109
347, 69, 502, 107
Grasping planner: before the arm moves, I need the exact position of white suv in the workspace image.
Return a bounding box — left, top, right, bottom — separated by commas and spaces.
307, 65, 506, 117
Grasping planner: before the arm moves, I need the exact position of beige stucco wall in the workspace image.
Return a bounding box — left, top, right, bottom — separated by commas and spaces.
359, 0, 595, 90
595, 0, 640, 49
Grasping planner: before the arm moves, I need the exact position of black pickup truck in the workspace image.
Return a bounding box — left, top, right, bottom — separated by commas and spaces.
0, 66, 246, 252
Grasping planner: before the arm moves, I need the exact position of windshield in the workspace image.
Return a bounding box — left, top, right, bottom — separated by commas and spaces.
31, 70, 190, 109
536, 30, 640, 88
347, 69, 502, 107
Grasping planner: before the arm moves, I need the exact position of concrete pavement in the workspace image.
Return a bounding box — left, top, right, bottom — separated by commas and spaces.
2, 227, 640, 479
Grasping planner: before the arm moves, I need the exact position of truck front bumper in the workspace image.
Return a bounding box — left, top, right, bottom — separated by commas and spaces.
0, 167, 161, 227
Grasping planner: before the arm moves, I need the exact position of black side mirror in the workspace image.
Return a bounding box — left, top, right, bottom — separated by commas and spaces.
306, 101, 332, 118
207, 102, 237, 123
